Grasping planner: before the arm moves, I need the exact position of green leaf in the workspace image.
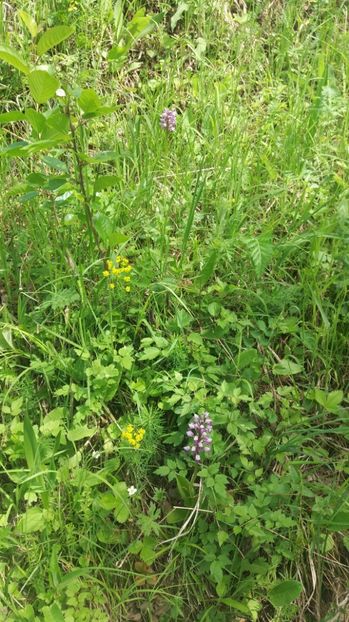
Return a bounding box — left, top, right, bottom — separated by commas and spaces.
0, 111, 26, 124
42, 602, 65, 622
67, 425, 96, 442
23, 414, 37, 470
37, 25, 74, 55
0, 44, 30, 74
314, 389, 343, 412
269, 580, 302, 607
217, 530, 229, 547
139, 347, 161, 361
94, 174, 119, 192
97, 492, 116, 511
113, 0, 124, 42
113, 481, 130, 523
28, 70, 60, 103
166, 507, 190, 524
18, 10, 39, 38
176, 475, 195, 503
219, 598, 250, 614
171, 2, 189, 30
18, 507, 45, 534
110, 231, 129, 245
243, 235, 273, 277
93, 212, 125, 246
272, 359, 303, 376
78, 88, 101, 113
197, 248, 219, 288
210, 560, 224, 584
326, 511, 349, 531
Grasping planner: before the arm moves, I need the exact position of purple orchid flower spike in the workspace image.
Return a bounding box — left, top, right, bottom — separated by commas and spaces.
160, 108, 177, 132
184, 412, 213, 462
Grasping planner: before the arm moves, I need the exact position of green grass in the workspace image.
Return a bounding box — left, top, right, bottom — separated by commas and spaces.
0, 1, 349, 620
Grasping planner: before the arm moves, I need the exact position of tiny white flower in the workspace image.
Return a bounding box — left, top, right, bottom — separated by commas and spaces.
56, 88, 66, 98
92, 450, 101, 460
127, 485, 137, 497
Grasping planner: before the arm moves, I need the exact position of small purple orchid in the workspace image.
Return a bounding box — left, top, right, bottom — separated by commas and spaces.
160, 108, 176, 132
184, 412, 213, 463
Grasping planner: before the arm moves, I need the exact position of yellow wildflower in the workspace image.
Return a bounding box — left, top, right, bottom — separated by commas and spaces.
124, 276, 131, 282
103, 270, 110, 277
107, 260, 113, 270
121, 424, 145, 449
125, 286, 131, 292
109, 283, 115, 289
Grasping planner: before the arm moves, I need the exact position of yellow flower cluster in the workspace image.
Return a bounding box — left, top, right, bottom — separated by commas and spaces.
121, 424, 145, 449
102, 256, 132, 292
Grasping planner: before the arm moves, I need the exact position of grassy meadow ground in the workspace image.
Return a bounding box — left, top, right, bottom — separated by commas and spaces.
0, 0, 349, 620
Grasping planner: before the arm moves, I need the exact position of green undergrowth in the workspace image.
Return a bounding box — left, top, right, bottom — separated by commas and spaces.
0, 1, 348, 620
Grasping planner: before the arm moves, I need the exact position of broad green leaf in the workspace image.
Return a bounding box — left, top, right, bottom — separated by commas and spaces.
23, 414, 37, 470
18, 507, 45, 533
25, 108, 47, 133
269, 580, 302, 607
166, 507, 190, 524
314, 389, 343, 412
326, 511, 349, 531
272, 359, 303, 376
18, 10, 38, 38
67, 425, 96, 442
42, 602, 65, 622
97, 492, 116, 511
0, 111, 26, 124
28, 70, 60, 104
109, 231, 128, 245
94, 175, 119, 192
0, 44, 30, 74
93, 212, 113, 245
37, 25, 74, 55
78, 88, 101, 113
139, 347, 161, 361
108, 45, 128, 61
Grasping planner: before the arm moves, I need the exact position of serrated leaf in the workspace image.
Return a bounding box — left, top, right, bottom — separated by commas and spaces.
272, 359, 303, 376
42, 602, 65, 622
18, 507, 45, 534
139, 347, 161, 361
269, 580, 302, 607
243, 235, 273, 277
18, 10, 38, 38
0, 44, 30, 74
28, 70, 60, 103
37, 25, 74, 55
314, 389, 343, 412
